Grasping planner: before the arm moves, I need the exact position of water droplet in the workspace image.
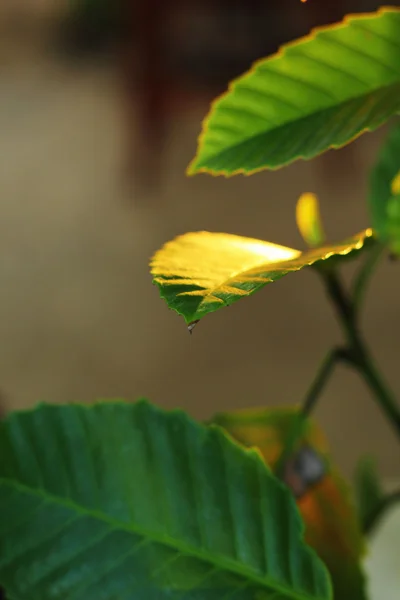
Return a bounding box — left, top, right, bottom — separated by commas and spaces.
187, 320, 199, 335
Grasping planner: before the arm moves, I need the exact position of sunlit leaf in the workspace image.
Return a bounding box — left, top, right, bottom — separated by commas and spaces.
188, 8, 400, 176
296, 193, 326, 248
212, 407, 367, 600
0, 401, 332, 600
355, 456, 384, 531
151, 229, 374, 324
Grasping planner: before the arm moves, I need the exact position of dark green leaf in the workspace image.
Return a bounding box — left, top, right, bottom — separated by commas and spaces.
368, 120, 400, 254
188, 8, 400, 176
386, 191, 400, 254
368, 121, 400, 237
213, 407, 367, 600
354, 457, 384, 529
0, 401, 332, 600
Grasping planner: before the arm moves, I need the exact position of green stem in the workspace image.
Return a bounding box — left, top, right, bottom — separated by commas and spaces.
301, 347, 351, 417
352, 243, 385, 313
358, 352, 400, 434
275, 347, 348, 476
277, 265, 400, 477
324, 271, 400, 438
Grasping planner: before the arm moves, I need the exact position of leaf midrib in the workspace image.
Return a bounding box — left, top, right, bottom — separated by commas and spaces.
0, 478, 324, 600
196, 80, 400, 173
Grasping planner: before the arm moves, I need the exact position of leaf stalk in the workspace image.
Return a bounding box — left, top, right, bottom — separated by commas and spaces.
323, 270, 400, 439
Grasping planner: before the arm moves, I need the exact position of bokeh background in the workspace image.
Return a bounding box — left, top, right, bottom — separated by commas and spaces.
0, 0, 399, 486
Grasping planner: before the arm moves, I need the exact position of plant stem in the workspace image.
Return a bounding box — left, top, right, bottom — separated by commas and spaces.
275, 347, 347, 475
301, 347, 351, 417
352, 243, 385, 312
277, 266, 399, 478
324, 271, 400, 438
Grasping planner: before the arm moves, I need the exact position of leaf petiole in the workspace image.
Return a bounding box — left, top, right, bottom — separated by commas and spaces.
352, 242, 385, 313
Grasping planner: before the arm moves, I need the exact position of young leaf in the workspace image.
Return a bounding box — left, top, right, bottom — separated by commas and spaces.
212, 407, 367, 600
188, 8, 400, 176
296, 194, 326, 248
0, 401, 332, 600
368, 121, 400, 239
354, 457, 384, 530
151, 229, 373, 324
391, 171, 400, 195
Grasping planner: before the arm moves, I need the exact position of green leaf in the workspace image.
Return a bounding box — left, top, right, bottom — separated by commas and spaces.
368, 120, 400, 253
354, 457, 384, 529
212, 407, 367, 600
385, 191, 400, 255
368, 121, 400, 238
188, 8, 400, 176
0, 401, 332, 600
354, 457, 400, 534
151, 229, 373, 325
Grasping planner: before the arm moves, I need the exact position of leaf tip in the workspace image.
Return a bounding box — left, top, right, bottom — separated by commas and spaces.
186, 157, 198, 177
187, 320, 199, 334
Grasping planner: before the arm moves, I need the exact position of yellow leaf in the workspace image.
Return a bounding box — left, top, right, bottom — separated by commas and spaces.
151, 229, 374, 324
296, 193, 326, 247
390, 171, 400, 195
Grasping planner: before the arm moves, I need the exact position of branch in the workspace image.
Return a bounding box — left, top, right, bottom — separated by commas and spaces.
352, 242, 385, 313
301, 347, 353, 417
323, 271, 400, 439
275, 347, 350, 476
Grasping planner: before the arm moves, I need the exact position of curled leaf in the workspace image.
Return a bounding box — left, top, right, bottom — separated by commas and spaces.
151, 229, 374, 324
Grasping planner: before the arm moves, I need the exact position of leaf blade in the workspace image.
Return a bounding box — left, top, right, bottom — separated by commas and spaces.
354, 456, 384, 529
212, 407, 367, 600
189, 8, 400, 176
151, 229, 374, 324
0, 401, 332, 600
369, 121, 400, 237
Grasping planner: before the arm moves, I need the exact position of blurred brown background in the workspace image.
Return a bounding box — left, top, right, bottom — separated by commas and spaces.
0, 0, 399, 481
